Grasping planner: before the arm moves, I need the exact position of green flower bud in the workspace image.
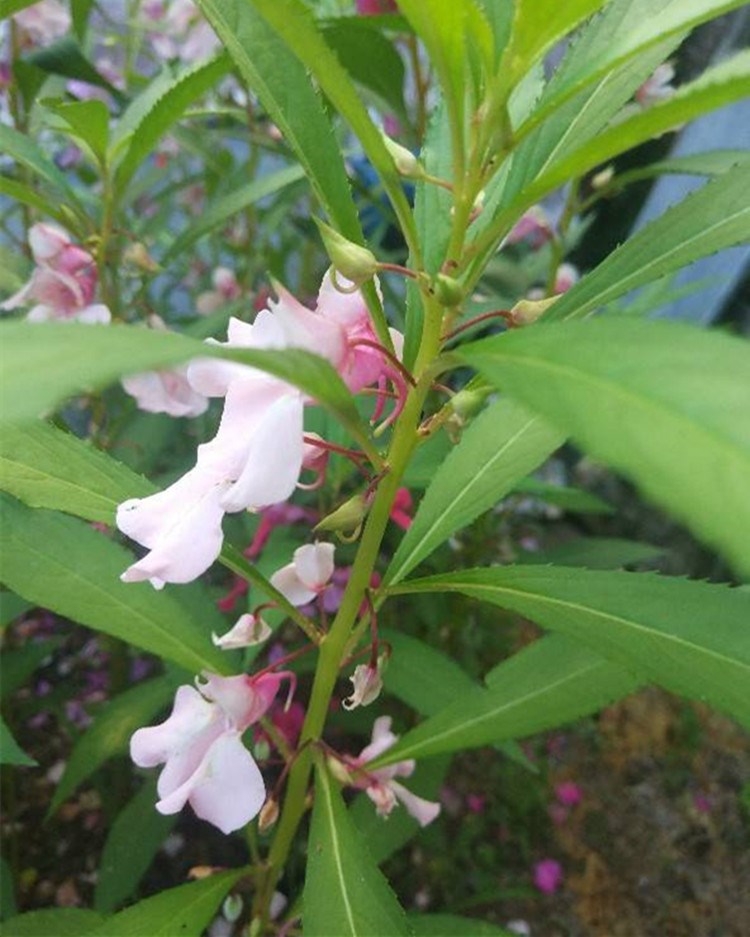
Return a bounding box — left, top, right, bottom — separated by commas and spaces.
450, 387, 491, 420
381, 132, 424, 179
314, 493, 368, 536
326, 756, 353, 786
314, 219, 378, 286
510, 295, 559, 326
433, 273, 464, 307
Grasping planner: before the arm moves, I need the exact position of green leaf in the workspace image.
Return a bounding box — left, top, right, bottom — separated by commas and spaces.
27, 38, 122, 99
0, 324, 368, 452
0, 0, 41, 16
458, 319, 750, 576
385, 399, 564, 585
0, 855, 17, 922
382, 630, 477, 713
163, 163, 305, 260
600, 148, 750, 189
0, 422, 153, 524
0, 909, 105, 937
373, 632, 639, 765
94, 780, 177, 913
500, 0, 607, 84
0, 592, 33, 630
223, 0, 416, 252
49, 676, 179, 816
512, 478, 613, 514
409, 914, 515, 936
388, 567, 750, 730
322, 19, 407, 120
0, 497, 230, 675
517, 537, 664, 569
0, 640, 60, 699
111, 56, 231, 190
520, 0, 750, 137
0, 177, 70, 226
194, 0, 361, 241
86, 870, 244, 937
44, 99, 109, 163
546, 161, 750, 322
0, 718, 36, 767
0, 126, 86, 224
305, 762, 410, 937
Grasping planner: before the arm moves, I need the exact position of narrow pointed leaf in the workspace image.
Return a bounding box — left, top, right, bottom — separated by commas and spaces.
517, 537, 664, 569
373, 632, 639, 766
385, 399, 564, 585
0, 323, 367, 449
388, 567, 750, 731
193, 0, 361, 240
305, 762, 410, 937
86, 871, 244, 937
546, 160, 750, 322
459, 319, 750, 575
0, 718, 36, 767
0, 908, 105, 936
0, 497, 230, 675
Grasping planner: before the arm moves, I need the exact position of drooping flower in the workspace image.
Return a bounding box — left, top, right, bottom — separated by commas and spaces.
270, 542, 335, 607
122, 366, 209, 418
212, 613, 271, 650
130, 670, 292, 833
1, 224, 110, 324
505, 206, 552, 248
635, 62, 675, 107
343, 663, 383, 710
196, 267, 242, 316
344, 716, 441, 826
14, 0, 70, 46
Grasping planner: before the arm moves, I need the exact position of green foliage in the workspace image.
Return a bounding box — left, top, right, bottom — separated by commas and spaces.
110, 57, 231, 189
386, 399, 564, 585
0, 718, 36, 767
0, 422, 153, 524
517, 537, 664, 569
389, 567, 750, 731
305, 762, 410, 937
48, 676, 179, 816
546, 160, 750, 321
86, 871, 244, 937
459, 320, 750, 576
409, 914, 515, 936
94, 781, 177, 913
0, 909, 105, 937
0, 497, 230, 675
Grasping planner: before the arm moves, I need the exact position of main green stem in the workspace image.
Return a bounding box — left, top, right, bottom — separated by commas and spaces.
253, 294, 443, 924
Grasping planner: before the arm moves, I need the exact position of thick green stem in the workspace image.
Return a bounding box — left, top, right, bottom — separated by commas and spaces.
253, 295, 443, 924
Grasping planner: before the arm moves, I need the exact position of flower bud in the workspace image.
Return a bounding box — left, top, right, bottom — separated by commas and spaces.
433, 273, 464, 308
591, 166, 615, 190
258, 798, 279, 833
326, 756, 353, 786
123, 242, 160, 272
314, 493, 368, 537
509, 295, 559, 327
450, 387, 491, 421
314, 219, 378, 286
222, 894, 243, 923
381, 132, 424, 179
343, 662, 383, 710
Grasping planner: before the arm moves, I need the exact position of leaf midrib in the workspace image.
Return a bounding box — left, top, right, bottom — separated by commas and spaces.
319, 769, 358, 937
467, 348, 748, 465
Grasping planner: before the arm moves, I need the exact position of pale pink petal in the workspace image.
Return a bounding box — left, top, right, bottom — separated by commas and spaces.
130, 685, 218, 768
343, 664, 382, 710
358, 716, 399, 764
293, 542, 335, 592
365, 781, 398, 818
76, 304, 112, 324
198, 673, 257, 729
29, 224, 69, 261
25, 304, 56, 322
269, 563, 316, 606
186, 733, 266, 833
268, 282, 346, 366
212, 613, 271, 650
389, 781, 441, 827
219, 392, 304, 512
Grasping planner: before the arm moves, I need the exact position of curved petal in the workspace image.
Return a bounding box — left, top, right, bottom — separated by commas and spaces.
269, 283, 346, 366
269, 563, 316, 607
130, 685, 218, 768
220, 392, 304, 513
389, 781, 441, 827
77, 304, 112, 325
187, 732, 266, 833
293, 542, 335, 592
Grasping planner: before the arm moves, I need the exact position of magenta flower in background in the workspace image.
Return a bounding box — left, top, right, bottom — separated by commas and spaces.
533, 858, 564, 895
554, 781, 583, 807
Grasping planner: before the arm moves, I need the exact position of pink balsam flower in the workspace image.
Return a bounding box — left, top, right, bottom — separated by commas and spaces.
2, 224, 109, 324
270, 542, 335, 607
636, 62, 675, 107
14, 0, 70, 46
196, 266, 242, 315
533, 858, 564, 895
122, 366, 208, 418
347, 716, 440, 827
131, 670, 292, 833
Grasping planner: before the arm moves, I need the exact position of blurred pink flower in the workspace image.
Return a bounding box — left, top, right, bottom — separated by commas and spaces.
270, 542, 335, 607
122, 366, 208, 418
356, 0, 398, 13
196, 267, 242, 316
554, 781, 583, 807
466, 793, 486, 814
14, 0, 70, 46
636, 62, 675, 107
390, 487, 413, 530
2, 223, 109, 324
533, 858, 563, 895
